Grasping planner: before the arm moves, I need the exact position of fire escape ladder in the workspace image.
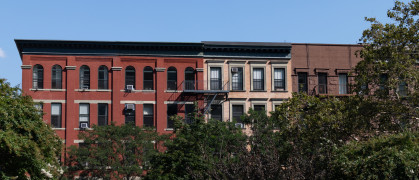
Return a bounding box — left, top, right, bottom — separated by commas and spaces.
203, 93, 219, 114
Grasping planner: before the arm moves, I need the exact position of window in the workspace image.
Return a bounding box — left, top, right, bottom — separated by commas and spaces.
167, 67, 177, 90
167, 104, 177, 128
79, 65, 90, 89
185, 104, 195, 124
125, 66, 135, 89
339, 74, 348, 94
298, 72, 308, 93
253, 105, 266, 112
51, 65, 62, 89
124, 104, 135, 125
232, 105, 244, 124
253, 68, 264, 90
210, 67, 222, 90
143, 104, 154, 127
398, 81, 408, 97
210, 104, 222, 121
143, 66, 154, 90
318, 73, 327, 94
79, 104, 90, 128
379, 74, 388, 92
34, 103, 43, 116
184, 67, 195, 90
273, 68, 285, 91
98, 66, 108, 90
51, 103, 61, 128
33, 65, 44, 89
98, 103, 108, 126
231, 67, 243, 90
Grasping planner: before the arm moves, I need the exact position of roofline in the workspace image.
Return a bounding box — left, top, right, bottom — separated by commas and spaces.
291, 43, 363, 46
202, 41, 291, 47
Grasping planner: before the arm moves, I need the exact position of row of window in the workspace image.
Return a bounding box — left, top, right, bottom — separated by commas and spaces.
209, 66, 286, 91
297, 72, 349, 94
32, 65, 196, 91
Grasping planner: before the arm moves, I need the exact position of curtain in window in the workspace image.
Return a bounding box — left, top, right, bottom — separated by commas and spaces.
51, 104, 60, 115
210, 67, 221, 90
232, 67, 243, 90
253, 68, 264, 90
339, 74, 348, 94
143, 105, 153, 115
274, 68, 284, 90
79, 104, 89, 122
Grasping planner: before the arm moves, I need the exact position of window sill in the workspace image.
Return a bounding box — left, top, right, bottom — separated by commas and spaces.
165, 90, 183, 93
52, 128, 65, 130
230, 90, 246, 92
75, 89, 112, 92
120, 90, 156, 93
74, 128, 94, 131
271, 90, 288, 92
164, 128, 174, 131
30, 88, 66, 92
250, 90, 267, 92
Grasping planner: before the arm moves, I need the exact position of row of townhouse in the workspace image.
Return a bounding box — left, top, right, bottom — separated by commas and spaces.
15, 39, 362, 161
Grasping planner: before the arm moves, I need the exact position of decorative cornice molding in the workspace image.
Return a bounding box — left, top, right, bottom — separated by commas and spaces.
65, 66, 76, 70
111, 67, 122, 71
21, 65, 32, 69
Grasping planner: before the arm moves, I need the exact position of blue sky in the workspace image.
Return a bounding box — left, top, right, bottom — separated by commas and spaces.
0, 0, 405, 86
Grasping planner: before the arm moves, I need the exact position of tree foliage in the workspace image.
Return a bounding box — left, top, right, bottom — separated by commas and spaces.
66, 124, 165, 179
0, 78, 62, 179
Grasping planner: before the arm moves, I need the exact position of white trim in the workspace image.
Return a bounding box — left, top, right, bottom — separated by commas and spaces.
30, 88, 66, 92
272, 100, 285, 111
250, 64, 267, 91
52, 128, 66, 130
97, 89, 112, 92
251, 102, 268, 115
120, 89, 156, 93
33, 99, 66, 103
111, 67, 122, 71
74, 100, 112, 104
155, 67, 166, 72
164, 101, 194, 104
207, 63, 224, 90
65, 66, 76, 70
120, 101, 156, 104
271, 64, 288, 91
74, 128, 94, 131
164, 128, 174, 131
75, 89, 112, 92
164, 90, 183, 93
74, 140, 84, 144
229, 100, 246, 122
229, 63, 246, 91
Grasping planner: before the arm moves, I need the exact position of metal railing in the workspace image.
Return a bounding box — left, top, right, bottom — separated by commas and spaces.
181, 80, 230, 91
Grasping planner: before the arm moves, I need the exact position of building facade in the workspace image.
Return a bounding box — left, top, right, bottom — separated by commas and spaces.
16, 40, 362, 161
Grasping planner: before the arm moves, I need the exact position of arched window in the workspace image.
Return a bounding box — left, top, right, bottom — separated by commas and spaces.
51, 65, 62, 89
98, 66, 108, 89
125, 66, 135, 89
33, 65, 44, 89
143, 66, 154, 90
185, 67, 195, 90
79, 65, 90, 89
167, 67, 177, 90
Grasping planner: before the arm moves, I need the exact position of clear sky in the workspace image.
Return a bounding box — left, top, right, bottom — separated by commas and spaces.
0, 0, 406, 87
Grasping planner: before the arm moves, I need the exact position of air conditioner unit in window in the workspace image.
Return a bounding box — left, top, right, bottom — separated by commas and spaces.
80, 122, 89, 129
126, 85, 134, 92
235, 123, 244, 129
126, 104, 135, 110
231, 67, 239, 73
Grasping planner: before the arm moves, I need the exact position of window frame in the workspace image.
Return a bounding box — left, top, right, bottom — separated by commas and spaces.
251, 102, 267, 114
51, 103, 61, 128
167, 67, 177, 90
143, 66, 154, 90
98, 66, 109, 90
79, 65, 90, 89
297, 72, 308, 93
229, 62, 245, 91
33, 64, 44, 89
271, 64, 287, 91
79, 103, 90, 128
124, 103, 136, 125
209, 104, 223, 121
339, 73, 348, 94
318, 73, 328, 94
98, 103, 108, 126
167, 104, 178, 129
250, 64, 266, 91
184, 67, 195, 90
143, 104, 154, 128
125, 66, 136, 89
230, 101, 246, 124
51, 65, 62, 89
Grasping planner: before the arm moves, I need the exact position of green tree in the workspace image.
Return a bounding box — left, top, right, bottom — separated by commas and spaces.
354, 0, 419, 133
66, 123, 165, 179
0, 79, 62, 179
146, 108, 247, 180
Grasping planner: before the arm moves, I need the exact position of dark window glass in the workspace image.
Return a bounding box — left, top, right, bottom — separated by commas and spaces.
51, 65, 62, 89
318, 73, 327, 94
254, 105, 265, 112
98, 66, 108, 90
185, 104, 195, 124
298, 72, 308, 93
184, 67, 195, 90
51, 103, 61, 128
273, 68, 285, 91
125, 66, 135, 89
210, 104, 222, 121
143, 66, 154, 90
231, 67, 243, 90
210, 67, 222, 90
143, 104, 154, 127
253, 68, 264, 90
98, 103, 108, 126
398, 81, 408, 97
79, 103, 90, 128
33, 65, 44, 89
124, 104, 135, 125
379, 74, 388, 92
167, 104, 177, 128
232, 105, 244, 123
339, 74, 348, 94
167, 67, 177, 90
79, 66, 90, 89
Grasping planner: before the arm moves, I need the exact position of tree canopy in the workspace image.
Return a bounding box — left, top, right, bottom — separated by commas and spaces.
0, 79, 62, 179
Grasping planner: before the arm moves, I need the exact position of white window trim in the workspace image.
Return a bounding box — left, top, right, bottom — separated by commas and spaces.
207, 63, 224, 90
250, 63, 267, 91
251, 101, 267, 115
229, 100, 246, 122
229, 63, 246, 91
272, 100, 285, 111
271, 64, 288, 91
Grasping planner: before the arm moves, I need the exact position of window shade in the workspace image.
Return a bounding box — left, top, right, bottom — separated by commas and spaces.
51, 104, 61, 115
143, 104, 153, 115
